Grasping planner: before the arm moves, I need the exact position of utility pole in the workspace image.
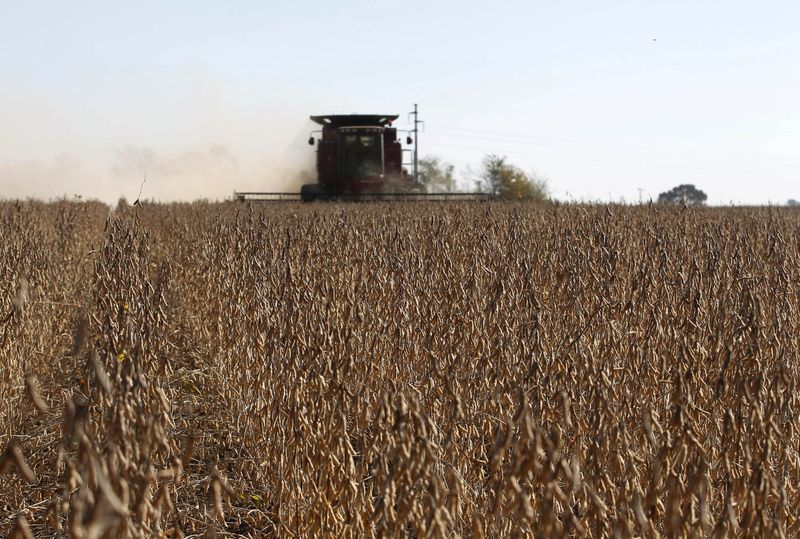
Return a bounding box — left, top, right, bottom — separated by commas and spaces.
409, 104, 423, 183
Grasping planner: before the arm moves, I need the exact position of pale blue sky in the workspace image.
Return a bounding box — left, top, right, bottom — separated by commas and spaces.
1, 1, 798, 203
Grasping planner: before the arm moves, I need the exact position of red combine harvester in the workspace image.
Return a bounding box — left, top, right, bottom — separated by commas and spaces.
235, 112, 490, 202
302, 114, 420, 201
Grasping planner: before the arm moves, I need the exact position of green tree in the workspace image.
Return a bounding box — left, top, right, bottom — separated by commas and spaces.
657, 184, 708, 206
477, 154, 549, 201
418, 156, 457, 193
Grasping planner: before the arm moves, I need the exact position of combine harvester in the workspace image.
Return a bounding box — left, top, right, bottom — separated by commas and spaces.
235, 113, 491, 202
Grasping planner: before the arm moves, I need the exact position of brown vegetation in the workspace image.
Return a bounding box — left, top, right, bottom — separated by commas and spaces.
1, 200, 799, 537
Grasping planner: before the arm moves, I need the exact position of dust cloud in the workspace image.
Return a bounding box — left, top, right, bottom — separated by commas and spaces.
109, 134, 316, 202
0, 78, 321, 203
0, 133, 317, 203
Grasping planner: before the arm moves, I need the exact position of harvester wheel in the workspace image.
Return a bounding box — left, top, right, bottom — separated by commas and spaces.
301, 184, 325, 203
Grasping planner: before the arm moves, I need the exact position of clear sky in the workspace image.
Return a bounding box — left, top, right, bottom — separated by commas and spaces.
1, 1, 798, 204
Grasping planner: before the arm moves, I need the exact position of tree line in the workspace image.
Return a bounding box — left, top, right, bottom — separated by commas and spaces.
418, 154, 549, 201
421, 154, 721, 206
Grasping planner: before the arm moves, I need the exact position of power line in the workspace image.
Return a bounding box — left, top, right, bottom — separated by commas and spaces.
424, 141, 800, 178
427, 126, 800, 168
423, 131, 800, 171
